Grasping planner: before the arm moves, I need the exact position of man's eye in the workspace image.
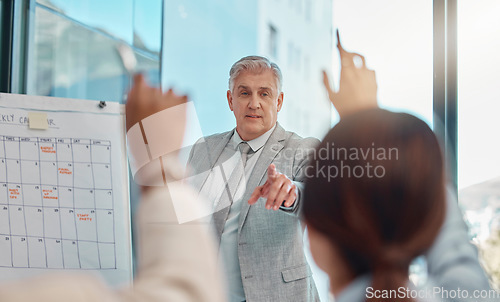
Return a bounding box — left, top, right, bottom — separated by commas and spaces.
241, 92, 249, 96
262, 92, 269, 97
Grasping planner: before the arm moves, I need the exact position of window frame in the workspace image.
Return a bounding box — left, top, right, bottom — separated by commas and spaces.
0, 0, 14, 93
433, 0, 458, 192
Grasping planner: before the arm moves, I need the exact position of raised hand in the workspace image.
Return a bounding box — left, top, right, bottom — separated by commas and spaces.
248, 164, 297, 210
323, 30, 378, 118
125, 74, 187, 132
125, 74, 188, 190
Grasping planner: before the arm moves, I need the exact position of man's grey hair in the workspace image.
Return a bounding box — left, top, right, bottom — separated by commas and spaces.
228, 56, 283, 93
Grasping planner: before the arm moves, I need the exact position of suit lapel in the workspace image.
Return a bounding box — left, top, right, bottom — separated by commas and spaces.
203, 130, 234, 236
192, 130, 233, 192
206, 131, 233, 168
238, 123, 286, 233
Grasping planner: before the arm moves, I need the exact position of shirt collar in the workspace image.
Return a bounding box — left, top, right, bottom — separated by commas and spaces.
231, 124, 277, 152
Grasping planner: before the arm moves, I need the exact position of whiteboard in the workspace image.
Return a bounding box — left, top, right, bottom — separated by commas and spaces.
0, 93, 132, 286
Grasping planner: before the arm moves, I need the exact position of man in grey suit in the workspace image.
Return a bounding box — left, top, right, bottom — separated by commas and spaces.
187, 56, 320, 302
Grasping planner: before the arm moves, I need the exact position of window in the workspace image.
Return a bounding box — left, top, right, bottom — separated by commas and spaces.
35, 0, 134, 45
333, 0, 433, 287
457, 0, 500, 287
333, 0, 433, 126
457, 1, 500, 190
0, 0, 13, 93
26, 2, 160, 103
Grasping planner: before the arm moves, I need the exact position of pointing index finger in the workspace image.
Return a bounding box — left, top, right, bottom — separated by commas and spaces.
337, 30, 353, 67
267, 163, 278, 179
133, 73, 144, 86
337, 30, 366, 69
248, 185, 263, 205
336, 29, 344, 53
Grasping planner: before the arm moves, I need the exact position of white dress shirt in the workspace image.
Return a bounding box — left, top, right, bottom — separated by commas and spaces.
217, 125, 276, 302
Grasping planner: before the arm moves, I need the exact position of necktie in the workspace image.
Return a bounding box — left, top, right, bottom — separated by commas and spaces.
212, 142, 252, 241
239, 142, 252, 167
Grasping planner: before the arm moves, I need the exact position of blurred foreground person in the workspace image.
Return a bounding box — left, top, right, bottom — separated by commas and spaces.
305, 109, 446, 302
0, 74, 225, 302
303, 31, 494, 302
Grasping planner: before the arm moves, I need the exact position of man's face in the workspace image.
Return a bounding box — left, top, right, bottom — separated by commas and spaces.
227, 69, 283, 141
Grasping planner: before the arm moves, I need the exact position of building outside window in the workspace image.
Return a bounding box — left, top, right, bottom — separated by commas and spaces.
27, 0, 161, 103
457, 0, 500, 288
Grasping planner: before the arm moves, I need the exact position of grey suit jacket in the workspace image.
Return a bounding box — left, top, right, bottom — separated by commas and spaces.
187, 123, 320, 302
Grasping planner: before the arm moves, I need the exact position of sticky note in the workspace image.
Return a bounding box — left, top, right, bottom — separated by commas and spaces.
28, 112, 48, 130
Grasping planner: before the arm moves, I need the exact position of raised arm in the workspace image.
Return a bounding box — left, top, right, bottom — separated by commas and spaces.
323, 31, 492, 299
122, 75, 226, 302
323, 30, 378, 118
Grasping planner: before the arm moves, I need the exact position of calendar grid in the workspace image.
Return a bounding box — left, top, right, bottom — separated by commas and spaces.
110, 143, 116, 269
2, 138, 13, 267
70, 137, 82, 269
18, 138, 30, 268
55, 138, 65, 268
0, 135, 117, 270
0, 203, 112, 210
37, 138, 48, 268
89, 142, 101, 269
0, 234, 117, 243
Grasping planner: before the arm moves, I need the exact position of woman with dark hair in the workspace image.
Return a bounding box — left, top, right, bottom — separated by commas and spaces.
303, 108, 446, 301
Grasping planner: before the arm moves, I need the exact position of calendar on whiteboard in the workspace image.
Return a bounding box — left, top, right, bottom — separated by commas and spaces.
0, 93, 131, 286
0, 136, 116, 270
